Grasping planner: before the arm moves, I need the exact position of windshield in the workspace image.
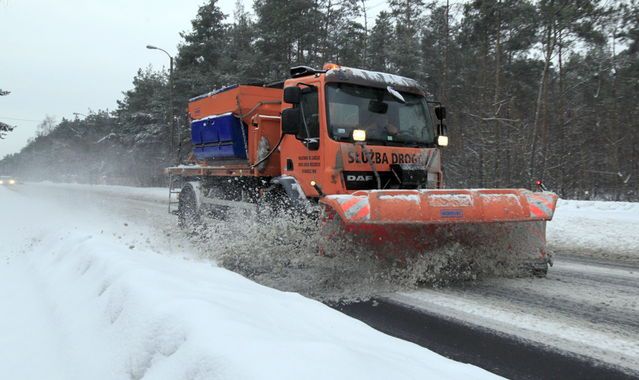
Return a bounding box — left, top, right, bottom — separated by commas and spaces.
326, 83, 435, 146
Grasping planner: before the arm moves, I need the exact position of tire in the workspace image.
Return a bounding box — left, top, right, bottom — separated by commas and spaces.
531, 263, 549, 278
178, 186, 201, 232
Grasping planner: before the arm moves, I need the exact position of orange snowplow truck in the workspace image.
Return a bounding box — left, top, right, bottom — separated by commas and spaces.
167, 63, 558, 276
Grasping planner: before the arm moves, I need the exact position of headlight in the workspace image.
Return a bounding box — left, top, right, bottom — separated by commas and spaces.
0, 180, 3, 185
8, 179, 15, 185
352, 129, 367, 142
437, 135, 449, 147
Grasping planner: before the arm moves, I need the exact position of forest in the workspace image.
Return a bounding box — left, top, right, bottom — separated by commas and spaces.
1, 0, 638, 200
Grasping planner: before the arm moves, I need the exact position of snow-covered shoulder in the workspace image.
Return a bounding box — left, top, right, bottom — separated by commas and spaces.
548, 198, 639, 259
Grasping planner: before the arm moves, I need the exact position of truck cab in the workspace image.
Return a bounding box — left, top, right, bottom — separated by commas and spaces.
278, 64, 447, 199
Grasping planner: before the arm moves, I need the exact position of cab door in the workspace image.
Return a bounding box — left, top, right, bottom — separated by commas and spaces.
280, 81, 324, 197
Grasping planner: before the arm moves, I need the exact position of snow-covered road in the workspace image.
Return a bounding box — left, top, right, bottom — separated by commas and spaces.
388, 198, 639, 376
390, 255, 639, 375
0, 183, 498, 380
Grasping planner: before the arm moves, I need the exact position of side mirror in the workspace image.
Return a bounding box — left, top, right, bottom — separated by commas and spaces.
435, 106, 446, 120
281, 108, 301, 135
437, 123, 448, 136
283, 86, 301, 104
305, 138, 320, 151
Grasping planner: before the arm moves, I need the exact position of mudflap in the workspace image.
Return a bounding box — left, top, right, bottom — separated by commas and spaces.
319, 189, 557, 276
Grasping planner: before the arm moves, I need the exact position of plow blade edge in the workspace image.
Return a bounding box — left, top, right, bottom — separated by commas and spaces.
320, 189, 557, 225
319, 189, 558, 266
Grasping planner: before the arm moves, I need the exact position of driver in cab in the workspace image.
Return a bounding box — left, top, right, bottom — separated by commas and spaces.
365, 111, 399, 141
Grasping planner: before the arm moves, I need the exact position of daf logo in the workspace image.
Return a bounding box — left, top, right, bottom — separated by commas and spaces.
347, 175, 374, 182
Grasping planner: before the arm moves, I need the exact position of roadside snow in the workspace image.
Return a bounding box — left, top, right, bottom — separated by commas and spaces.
548, 199, 639, 259
34, 181, 168, 203
0, 185, 498, 380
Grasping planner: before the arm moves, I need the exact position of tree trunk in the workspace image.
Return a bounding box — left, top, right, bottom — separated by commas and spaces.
609, 26, 622, 200
530, 21, 554, 183
362, 0, 368, 66
442, 0, 449, 104
493, 1, 502, 187
558, 31, 566, 197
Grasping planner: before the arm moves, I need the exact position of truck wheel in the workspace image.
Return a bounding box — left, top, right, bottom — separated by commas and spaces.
178, 186, 201, 232
531, 262, 549, 278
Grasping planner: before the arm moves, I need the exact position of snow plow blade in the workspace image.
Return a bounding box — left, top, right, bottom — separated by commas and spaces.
321, 189, 557, 225
319, 189, 558, 270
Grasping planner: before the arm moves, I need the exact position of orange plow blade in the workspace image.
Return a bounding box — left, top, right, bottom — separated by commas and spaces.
319, 189, 558, 273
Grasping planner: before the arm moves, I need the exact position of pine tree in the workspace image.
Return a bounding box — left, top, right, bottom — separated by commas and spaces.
221, 1, 260, 83
529, 0, 603, 186
333, 5, 367, 67
389, 0, 424, 78
253, 0, 320, 80
369, 11, 394, 72
175, 0, 229, 96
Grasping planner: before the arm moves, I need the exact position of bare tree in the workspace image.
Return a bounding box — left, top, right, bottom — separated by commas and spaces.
36, 115, 57, 137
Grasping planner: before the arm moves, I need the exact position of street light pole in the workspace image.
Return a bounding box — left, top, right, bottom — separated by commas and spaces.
146, 45, 175, 163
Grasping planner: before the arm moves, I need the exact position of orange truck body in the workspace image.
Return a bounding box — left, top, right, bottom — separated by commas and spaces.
179, 69, 443, 199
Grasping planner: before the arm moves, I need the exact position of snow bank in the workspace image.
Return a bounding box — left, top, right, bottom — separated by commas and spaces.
0, 185, 498, 379
548, 199, 639, 259
33, 181, 168, 203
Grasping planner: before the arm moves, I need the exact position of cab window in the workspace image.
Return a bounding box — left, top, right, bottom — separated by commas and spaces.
297, 88, 319, 140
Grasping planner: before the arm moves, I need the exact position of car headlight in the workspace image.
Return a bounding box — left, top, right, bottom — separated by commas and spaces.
9, 180, 15, 185
0, 180, 3, 185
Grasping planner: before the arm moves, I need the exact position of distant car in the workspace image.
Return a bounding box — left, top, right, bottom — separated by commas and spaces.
0, 176, 17, 185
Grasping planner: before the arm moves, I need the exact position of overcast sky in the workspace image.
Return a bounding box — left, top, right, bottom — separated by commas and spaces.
0, 0, 242, 158
0, 0, 392, 158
